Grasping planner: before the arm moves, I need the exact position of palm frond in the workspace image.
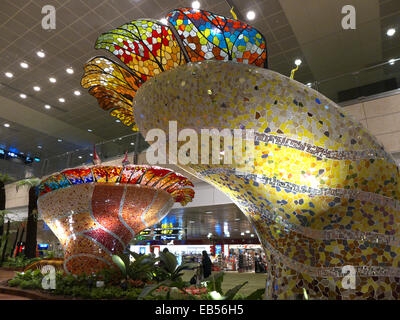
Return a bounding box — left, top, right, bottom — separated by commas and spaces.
0, 174, 15, 184
15, 178, 41, 192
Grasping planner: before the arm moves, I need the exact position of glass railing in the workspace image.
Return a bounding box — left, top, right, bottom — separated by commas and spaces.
305, 57, 400, 104
13, 131, 150, 179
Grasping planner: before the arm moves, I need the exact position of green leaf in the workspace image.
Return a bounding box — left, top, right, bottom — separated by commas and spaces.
244, 288, 265, 300
159, 252, 177, 273
15, 178, 41, 192
204, 272, 224, 294
126, 248, 141, 260
137, 280, 171, 300
112, 255, 126, 277
175, 262, 199, 273
224, 281, 248, 300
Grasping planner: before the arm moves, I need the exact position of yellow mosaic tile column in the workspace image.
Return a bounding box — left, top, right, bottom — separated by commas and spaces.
134, 60, 400, 300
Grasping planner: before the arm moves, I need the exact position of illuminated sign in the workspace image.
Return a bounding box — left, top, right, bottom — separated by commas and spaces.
0, 147, 39, 164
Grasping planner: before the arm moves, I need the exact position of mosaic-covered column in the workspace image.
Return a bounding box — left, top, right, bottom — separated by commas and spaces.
37, 165, 194, 274
79, 7, 400, 299
133, 60, 400, 299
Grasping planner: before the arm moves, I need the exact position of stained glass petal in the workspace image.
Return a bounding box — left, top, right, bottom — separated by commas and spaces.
167, 8, 268, 67
95, 19, 186, 82
81, 56, 139, 131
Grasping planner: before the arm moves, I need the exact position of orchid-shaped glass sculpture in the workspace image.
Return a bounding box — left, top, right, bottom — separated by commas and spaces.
81, 8, 400, 300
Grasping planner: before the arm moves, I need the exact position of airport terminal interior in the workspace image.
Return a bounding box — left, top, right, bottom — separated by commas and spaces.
1, 0, 400, 301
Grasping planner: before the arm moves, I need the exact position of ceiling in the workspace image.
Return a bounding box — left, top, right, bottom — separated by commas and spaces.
155, 203, 257, 241
0, 0, 400, 170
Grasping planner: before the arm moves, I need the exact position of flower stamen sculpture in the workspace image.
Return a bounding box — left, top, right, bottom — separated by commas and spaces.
81, 8, 400, 299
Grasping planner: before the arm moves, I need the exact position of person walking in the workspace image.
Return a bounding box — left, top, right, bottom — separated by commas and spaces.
254, 253, 260, 273
202, 250, 212, 279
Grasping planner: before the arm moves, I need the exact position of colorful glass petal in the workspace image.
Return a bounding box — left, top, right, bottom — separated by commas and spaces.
38, 166, 194, 206
167, 8, 267, 67
95, 20, 186, 82
81, 57, 139, 131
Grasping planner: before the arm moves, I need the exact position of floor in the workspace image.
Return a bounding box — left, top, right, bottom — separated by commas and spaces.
0, 270, 16, 282
182, 271, 267, 296
0, 293, 30, 300
0, 269, 31, 300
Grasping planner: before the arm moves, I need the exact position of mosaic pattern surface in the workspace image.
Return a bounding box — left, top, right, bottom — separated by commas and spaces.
167, 8, 267, 67
95, 19, 186, 82
132, 60, 400, 300
82, 8, 267, 127
37, 166, 194, 274
81, 56, 140, 130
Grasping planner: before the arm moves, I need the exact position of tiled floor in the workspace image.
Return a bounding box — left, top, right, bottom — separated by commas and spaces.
0, 293, 30, 300
0, 270, 16, 282
0, 269, 31, 300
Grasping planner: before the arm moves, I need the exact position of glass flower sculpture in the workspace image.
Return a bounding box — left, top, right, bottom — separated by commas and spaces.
82, 8, 400, 299
37, 165, 194, 274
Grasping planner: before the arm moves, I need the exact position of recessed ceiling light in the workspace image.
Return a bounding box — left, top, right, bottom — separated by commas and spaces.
3, 123, 10, 128
37, 145, 42, 149
306, 82, 312, 87
192, 1, 200, 9
89, 153, 93, 156
240, 232, 244, 236
235, 218, 241, 221
295, 59, 302, 66
387, 28, 396, 37
160, 18, 168, 25
66, 67, 74, 74
245, 230, 250, 233
19, 93, 27, 99
49, 77, 56, 83
5, 72, 13, 78
246, 10, 256, 20
78, 156, 82, 159
57, 139, 62, 142
389, 58, 396, 65
58, 98, 65, 103
189, 220, 195, 223
36, 50, 45, 58
87, 129, 93, 132
74, 90, 81, 96
20, 62, 29, 69
205, 211, 212, 214
130, 142, 135, 146
251, 234, 255, 237
33, 86, 41, 91
116, 119, 121, 123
